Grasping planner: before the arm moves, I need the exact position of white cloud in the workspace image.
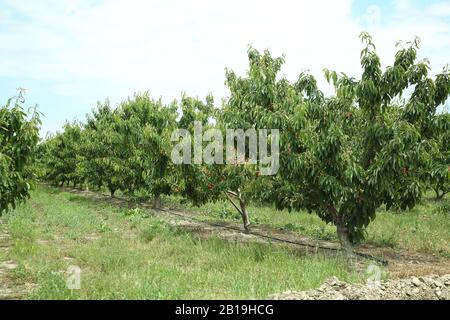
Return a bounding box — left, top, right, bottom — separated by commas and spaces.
427, 2, 450, 17
393, 0, 414, 12
0, 0, 359, 101
0, 0, 449, 133
365, 5, 381, 28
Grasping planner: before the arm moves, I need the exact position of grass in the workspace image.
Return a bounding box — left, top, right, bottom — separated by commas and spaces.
163, 193, 450, 258
2, 185, 363, 300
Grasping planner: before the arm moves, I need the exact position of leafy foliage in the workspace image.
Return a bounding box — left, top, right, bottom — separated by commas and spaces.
42, 121, 84, 187
118, 92, 179, 205
265, 33, 450, 249
427, 112, 450, 199
36, 33, 450, 252
0, 90, 41, 214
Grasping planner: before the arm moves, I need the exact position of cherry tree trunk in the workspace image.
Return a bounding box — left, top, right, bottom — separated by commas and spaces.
239, 198, 250, 233
153, 194, 161, 209
336, 218, 353, 255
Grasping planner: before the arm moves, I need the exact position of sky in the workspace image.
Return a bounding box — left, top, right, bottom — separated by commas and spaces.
1, 0, 450, 136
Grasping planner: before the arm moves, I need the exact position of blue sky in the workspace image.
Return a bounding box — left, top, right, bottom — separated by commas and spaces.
1, 0, 450, 136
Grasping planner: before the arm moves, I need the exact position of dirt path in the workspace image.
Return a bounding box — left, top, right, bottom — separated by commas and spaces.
0, 220, 30, 300
58, 186, 450, 278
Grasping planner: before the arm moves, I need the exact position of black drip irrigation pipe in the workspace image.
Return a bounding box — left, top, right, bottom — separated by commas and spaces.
156, 207, 389, 266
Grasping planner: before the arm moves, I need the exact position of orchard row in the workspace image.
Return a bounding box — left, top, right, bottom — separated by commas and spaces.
2, 33, 449, 252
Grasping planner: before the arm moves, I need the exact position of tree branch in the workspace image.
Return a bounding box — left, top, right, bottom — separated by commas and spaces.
226, 190, 238, 197
223, 191, 243, 215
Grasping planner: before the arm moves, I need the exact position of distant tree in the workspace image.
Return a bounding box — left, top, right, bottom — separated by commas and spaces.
175, 95, 221, 207
43, 121, 84, 187
83, 100, 128, 197
118, 92, 179, 208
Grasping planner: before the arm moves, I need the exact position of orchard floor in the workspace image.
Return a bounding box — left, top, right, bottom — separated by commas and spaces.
0, 185, 448, 299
